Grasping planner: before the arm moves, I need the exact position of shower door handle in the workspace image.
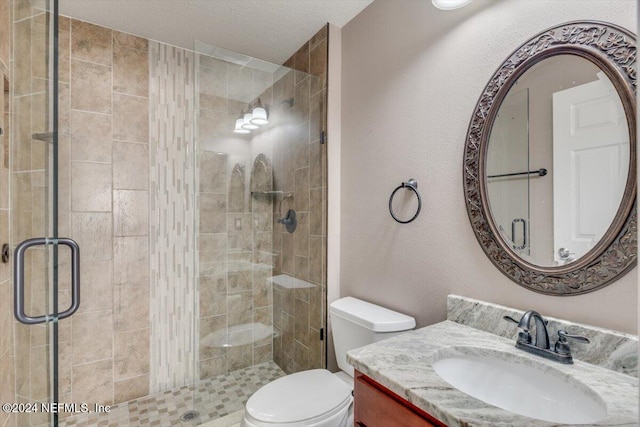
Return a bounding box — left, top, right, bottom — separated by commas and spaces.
511, 218, 527, 250
14, 237, 81, 325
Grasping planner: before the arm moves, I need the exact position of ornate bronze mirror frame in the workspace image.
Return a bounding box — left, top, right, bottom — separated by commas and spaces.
463, 21, 637, 295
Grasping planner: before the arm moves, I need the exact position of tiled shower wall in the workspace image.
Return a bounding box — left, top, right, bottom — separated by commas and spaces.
272, 25, 328, 374
3, 2, 66, 425
0, 1, 14, 426
3, 8, 153, 419
2, 3, 328, 421
61, 18, 151, 407
11, 3, 52, 425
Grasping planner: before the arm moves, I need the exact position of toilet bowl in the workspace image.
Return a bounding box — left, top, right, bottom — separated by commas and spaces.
241, 297, 416, 427
242, 370, 353, 427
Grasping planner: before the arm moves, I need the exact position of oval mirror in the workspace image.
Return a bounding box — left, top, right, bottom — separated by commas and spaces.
464, 21, 637, 295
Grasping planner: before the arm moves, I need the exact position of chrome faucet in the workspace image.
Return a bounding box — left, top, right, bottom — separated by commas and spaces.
503, 311, 590, 364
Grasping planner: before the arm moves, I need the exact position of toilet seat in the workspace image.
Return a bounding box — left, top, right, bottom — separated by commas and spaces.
243, 369, 352, 426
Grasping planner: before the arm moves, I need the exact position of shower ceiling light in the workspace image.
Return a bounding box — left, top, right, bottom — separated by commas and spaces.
250, 107, 268, 125
432, 0, 473, 10
242, 111, 259, 130
234, 113, 251, 134
250, 99, 269, 125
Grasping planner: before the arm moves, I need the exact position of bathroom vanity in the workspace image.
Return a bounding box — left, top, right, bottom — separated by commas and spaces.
348, 296, 639, 427
354, 370, 445, 427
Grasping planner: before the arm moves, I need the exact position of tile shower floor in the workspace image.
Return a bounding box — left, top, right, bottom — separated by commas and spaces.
59, 361, 285, 427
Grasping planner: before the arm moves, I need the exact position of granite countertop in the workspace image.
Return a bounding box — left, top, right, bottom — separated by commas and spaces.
347, 320, 639, 427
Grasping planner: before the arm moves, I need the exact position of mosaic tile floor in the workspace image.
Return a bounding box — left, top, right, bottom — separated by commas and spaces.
199, 410, 243, 427
60, 362, 285, 427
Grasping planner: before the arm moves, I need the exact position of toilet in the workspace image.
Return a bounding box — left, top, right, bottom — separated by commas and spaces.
241, 297, 416, 427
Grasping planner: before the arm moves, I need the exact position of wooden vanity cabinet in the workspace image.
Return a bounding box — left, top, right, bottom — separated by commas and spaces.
354, 370, 447, 427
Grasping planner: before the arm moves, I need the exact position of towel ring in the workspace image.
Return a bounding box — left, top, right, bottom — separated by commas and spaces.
389, 179, 422, 224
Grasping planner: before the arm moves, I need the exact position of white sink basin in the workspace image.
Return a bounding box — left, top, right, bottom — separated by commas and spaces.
432, 351, 607, 424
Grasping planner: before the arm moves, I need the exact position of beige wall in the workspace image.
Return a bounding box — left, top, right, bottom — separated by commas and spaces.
340, 0, 638, 334
326, 23, 341, 372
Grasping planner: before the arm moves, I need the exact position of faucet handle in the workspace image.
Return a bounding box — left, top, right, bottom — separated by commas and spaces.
503, 315, 528, 333
557, 330, 590, 344
502, 314, 548, 328
503, 315, 532, 345
554, 330, 589, 357
502, 315, 519, 325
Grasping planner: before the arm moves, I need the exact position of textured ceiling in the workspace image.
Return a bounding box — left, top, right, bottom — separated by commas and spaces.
59, 0, 373, 64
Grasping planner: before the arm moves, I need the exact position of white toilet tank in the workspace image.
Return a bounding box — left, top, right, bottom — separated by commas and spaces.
329, 297, 416, 377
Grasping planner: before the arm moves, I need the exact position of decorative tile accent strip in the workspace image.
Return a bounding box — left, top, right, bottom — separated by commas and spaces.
60, 361, 285, 427
149, 41, 197, 392
447, 295, 638, 377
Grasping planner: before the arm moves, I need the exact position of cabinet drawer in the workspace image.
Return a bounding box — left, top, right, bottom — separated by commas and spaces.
354, 371, 445, 427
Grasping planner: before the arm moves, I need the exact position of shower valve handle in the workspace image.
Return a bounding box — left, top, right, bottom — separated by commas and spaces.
278, 209, 297, 233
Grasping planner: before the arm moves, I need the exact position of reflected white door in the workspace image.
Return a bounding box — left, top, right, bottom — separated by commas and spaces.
552, 72, 629, 263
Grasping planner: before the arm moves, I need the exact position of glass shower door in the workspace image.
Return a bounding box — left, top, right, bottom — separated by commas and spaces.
191, 36, 328, 424
11, 1, 78, 425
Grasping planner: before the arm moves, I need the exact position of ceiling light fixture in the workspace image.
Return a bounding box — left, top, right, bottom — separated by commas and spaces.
241, 111, 259, 130
234, 112, 251, 134
250, 98, 269, 126
232, 100, 272, 134
431, 0, 473, 10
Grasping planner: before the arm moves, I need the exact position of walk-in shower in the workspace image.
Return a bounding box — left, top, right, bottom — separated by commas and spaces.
1, 0, 328, 425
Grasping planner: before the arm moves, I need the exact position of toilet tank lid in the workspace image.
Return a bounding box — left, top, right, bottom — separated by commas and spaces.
329, 297, 416, 332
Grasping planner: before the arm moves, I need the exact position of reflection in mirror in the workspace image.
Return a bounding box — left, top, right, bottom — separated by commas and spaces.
464, 21, 636, 294
487, 88, 530, 257
486, 55, 629, 267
